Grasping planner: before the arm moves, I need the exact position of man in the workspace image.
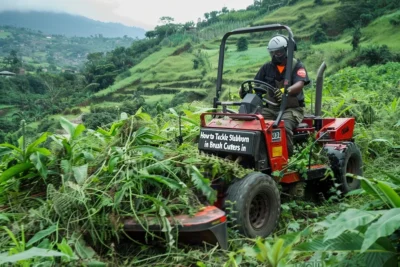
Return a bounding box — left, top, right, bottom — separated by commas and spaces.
240, 35, 310, 156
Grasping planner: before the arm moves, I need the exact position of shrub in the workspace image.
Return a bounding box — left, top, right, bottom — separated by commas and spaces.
119, 70, 132, 80
350, 45, 399, 66
297, 14, 307, 20
70, 107, 82, 115
37, 118, 59, 133
120, 98, 145, 115
389, 16, 400, 26
311, 27, 328, 44
193, 59, 199, 70
236, 37, 249, 52
351, 26, 361, 51
169, 91, 206, 108
63, 108, 72, 115
360, 13, 373, 26
82, 112, 116, 130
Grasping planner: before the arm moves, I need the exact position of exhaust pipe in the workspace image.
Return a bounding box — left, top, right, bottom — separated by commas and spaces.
315, 61, 326, 117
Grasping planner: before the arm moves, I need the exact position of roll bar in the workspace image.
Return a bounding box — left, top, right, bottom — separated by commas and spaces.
214, 24, 296, 128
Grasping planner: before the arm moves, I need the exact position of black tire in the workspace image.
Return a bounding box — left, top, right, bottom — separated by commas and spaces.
225, 172, 280, 238
326, 142, 363, 194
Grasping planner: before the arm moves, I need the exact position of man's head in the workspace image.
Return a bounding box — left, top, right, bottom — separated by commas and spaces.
267, 35, 288, 65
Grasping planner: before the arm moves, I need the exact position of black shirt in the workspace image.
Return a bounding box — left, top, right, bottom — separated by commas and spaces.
254, 59, 310, 107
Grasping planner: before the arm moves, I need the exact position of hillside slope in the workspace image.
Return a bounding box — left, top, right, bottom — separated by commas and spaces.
0, 11, 146, 38
88, 0, 400, 111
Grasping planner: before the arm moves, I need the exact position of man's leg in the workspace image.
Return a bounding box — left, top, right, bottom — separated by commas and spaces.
261, 107, 278, 121
282, 107, 304, 157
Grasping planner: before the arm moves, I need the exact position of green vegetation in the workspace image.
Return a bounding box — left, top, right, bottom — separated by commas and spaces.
0, 30, 10, 38
0, 26, 136, 71
1, 0, 400, 265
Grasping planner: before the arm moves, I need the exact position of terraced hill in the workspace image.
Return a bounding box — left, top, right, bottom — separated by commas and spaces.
81, 0, 400, 114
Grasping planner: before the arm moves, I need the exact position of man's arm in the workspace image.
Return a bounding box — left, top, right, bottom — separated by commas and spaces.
287, 80, 305, 95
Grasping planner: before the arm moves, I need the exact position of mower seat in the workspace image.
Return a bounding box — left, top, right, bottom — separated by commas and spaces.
296, 123, 309, 129
293, 120, 315, 143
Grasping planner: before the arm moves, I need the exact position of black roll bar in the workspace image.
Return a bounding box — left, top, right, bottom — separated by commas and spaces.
214, 24, 295, 128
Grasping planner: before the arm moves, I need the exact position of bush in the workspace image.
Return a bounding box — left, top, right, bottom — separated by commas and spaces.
82, 112, 116, 130
70, 107, 82, 115
37, 118, 59, 133
236, 37, 249, 52
90, 105, 119, 114
297, 14, 307, 21
389, 16, 400, 26
350, 45, 399, 66
119, 70, 132, 80
360, 13, 373, 26
169, 91, 206, 108
311, 27, 328, 44
193, 59, 199, 70
63, 108, 72, 115
351, 26, 361, 51
120, 98, 145, 115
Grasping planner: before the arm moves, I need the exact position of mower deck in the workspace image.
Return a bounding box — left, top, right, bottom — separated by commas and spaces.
123, 206, 228, 249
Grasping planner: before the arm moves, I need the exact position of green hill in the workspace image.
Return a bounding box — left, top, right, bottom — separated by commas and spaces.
87, 0, 400, 112
0, 11, 146, 38
0, 26, 137, 71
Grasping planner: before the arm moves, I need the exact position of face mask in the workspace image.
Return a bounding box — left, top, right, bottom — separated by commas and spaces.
272, 54, 286, 65
270, 48, 287, 65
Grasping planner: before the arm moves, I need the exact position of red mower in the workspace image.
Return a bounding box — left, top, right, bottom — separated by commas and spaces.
125, 24, 363, 249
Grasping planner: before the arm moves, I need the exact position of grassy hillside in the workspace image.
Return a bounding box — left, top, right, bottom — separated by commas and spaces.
0, 11, 146, 38
84, 0, 399, 113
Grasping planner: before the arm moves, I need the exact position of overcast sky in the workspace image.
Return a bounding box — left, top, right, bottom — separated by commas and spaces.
0, 0, 255, 30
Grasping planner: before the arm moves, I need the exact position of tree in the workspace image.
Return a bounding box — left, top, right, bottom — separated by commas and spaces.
352, 26, 362, 50
145, 31, 157, 39
3, 50, 22, 73
183, 21, 195, 31
159, 16, 174, 25
209, 11, 220, 23
236, 37, 249, 52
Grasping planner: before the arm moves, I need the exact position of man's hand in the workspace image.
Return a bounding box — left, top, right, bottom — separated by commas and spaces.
274, 88, 285, 102
239, 86, 246, 99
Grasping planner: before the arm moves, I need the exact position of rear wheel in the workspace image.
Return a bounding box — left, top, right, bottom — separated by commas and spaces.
225, 172, 280, 238
326, 142, 363, 194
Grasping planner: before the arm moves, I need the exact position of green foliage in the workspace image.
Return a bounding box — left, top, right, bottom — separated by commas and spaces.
2, 50, 22, 73
349, 45, 400, 66
244, 236, 296, 266
352, 26, 362, 51
0, 111, 256, 264
169, 91, 206, 108
236, 37, 249, 52
389, 14, 400, 26
82, 112, 116, 130
311, 27, 328, 44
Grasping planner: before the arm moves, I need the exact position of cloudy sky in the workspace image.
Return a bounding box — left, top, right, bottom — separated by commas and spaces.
1, 0, 255, 30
